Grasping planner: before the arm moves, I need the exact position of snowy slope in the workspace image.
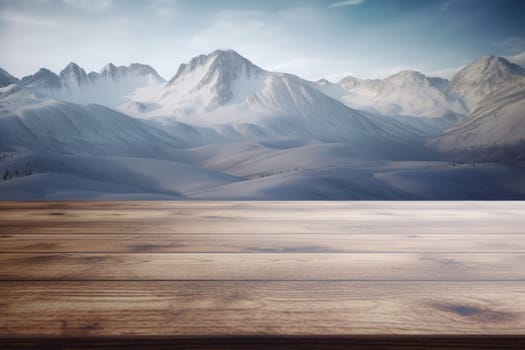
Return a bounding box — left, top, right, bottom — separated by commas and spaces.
179, 143, 524, 199
373, 71, 466, 117
0, 68, 19, 88
130, 50, 425, 144
60, 62, 90, 89
85, 62, 166, 108
2, 51, 525, 200
0, 153, 241, 200
315, 71, 466, 118
430, 76, 525, 153
448, 55, 525, 111
0, 89, 178, 156
19, 62, 166, 108
20, 68, 62, 90
162, 50, 264, 110
427, 56, 525, 157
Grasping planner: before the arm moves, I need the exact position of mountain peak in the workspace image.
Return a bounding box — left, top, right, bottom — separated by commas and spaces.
380, 71, 432, 91
96, 62, 164, 82
62, 62, 83, 73
207, 49, 253, 66
210, 49, 242, 57
479, 54, 497, 62
101, 62, 118, 71
338, 76, 361, 87
385, 70, 426, 81
100, 62, 127, 80
129, 62, 154, 71
37, 68, 56, 75
128, 63, 165, 82
60, 62, 88, 86
208, 49, 260, 74
169, 49, 260, 84
449, 55, 525, 110
165, 49, 264, 107
0, 67, 19, 88
317, 78, 332, 85
454, 55, 525, 80
21, 68, 62, 90
475, 55, 512, 66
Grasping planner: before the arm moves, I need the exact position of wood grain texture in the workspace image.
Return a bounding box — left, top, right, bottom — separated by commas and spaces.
2, 201, 524, 234
5, 220, 525, 234
3, 233, 525, 252
1, 200, 524, 211
1, 281, 524, 336
2, 252, 525, 280
1, 201, 524, 349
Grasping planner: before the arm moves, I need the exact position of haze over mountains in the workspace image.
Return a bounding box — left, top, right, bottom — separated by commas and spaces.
1, 50, 524, 199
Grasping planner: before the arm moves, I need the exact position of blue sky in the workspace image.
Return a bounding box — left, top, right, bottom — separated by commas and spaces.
1, 0, 524, 81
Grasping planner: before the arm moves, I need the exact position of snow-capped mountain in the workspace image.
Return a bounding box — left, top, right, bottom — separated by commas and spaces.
426, 56, 525, 158
99, 63, 128, 81
93, 62, 165, 84
2, 51, 525, 200
60, 62, 90, 88
18, 62, 166, 108
126, 50, 424, 144
315, 71, 466, 118
163, 50, 264, 108
448, 55, 525, 111
20, 68, 62, 90
0, 68, 19, 88
430, 76, 525, 154
0, 88, 178, 156
3, 51, 524, 157
376, 71, 466, 117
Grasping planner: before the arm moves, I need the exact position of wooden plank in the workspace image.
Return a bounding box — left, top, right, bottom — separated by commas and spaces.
1, 200, 524, 211
1, 281, 524, 336
3, 220, 524, 234
1, 219, 521, 229
2, 204, 524, 224
1, 252, 525, 280
2, 233, 525, 253
2, 202, 523, 234
2, 201, 525, 348
3, 206, 525, 220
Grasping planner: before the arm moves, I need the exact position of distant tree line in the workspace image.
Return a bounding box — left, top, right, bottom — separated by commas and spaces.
450, 160, 486, 167
0, 152, 19, 161
448, 139, 525, 167
258, 168, 301, 178
1, 152, 36, 181
2, 167, 33, 181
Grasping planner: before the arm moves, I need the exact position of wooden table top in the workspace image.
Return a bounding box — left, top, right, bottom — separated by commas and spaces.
1, 201, 524, 349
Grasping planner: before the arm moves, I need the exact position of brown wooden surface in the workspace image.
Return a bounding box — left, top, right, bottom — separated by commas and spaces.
1, 201, 524, 349
2, 252, 525, 280
3, 233, 525, 252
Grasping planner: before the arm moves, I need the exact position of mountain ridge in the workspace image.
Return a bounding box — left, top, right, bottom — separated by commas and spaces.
448, 55, 525, 111
2, 50, 524, 155
2, 50, 525, 199
0, 68, 19, 88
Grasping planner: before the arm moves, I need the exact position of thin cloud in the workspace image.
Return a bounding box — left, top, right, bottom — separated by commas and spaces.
439, 1, 451, 12
330, 0, 365, 8
0, 11, 61, 26
508, 51, 525, 67
428, 65, 464, 80
498, 37, 525, 55
62, 0, 113, 12
151, 0, 177, 18
270, 56, 358, 81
